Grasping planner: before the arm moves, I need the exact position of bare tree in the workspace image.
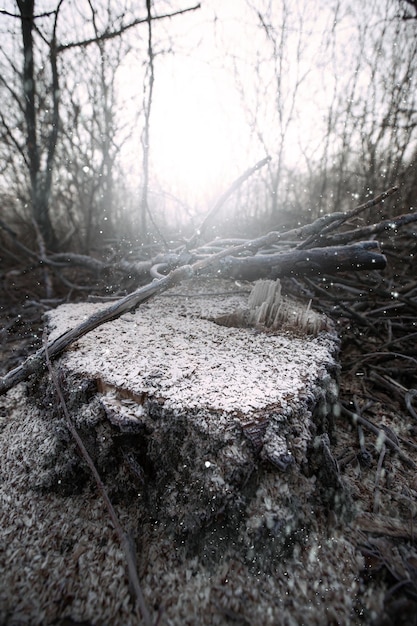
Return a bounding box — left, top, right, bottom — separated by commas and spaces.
240, 0, 311, 222
0, 0, 201, 253
139, 0, 155, 240
268, 0, 417, 220
13, 0, 63, 249
55, 0, 136, 251
322, 0, 417, 212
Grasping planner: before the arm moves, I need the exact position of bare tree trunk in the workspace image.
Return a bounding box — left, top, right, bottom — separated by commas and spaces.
139, 0, 155, 241
17, 0, 58, 250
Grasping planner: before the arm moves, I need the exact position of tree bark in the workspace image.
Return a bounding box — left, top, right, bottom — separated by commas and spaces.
17, 0, 58, 250
213, 242, 386, 281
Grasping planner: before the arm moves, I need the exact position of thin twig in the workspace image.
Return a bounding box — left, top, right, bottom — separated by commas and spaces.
347, 351, 417, 372
373, 442, 386, 514
353, 396, 373, 465
57, 4, 201, 52
297, 186, 399, 250
405, 389, 417, 421
185, 156, 271, 249
303, 276, 377, 330
315, 211, 417, 247
341, 405, 416, 469
43, 330, 152, 626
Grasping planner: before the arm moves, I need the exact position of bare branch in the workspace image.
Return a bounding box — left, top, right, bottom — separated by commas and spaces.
43, 334, 152, 626
297, 186, 399, 249
210, 242, 386, 281
57, 4, 201, 52
0, 111, 28, 166
0, 265, 194, 395
139, 0, 156, 241
186, 156, 272, 249
0, 8, 56, 19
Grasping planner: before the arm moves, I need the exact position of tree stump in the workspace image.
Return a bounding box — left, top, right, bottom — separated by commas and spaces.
0, 279, 359, 626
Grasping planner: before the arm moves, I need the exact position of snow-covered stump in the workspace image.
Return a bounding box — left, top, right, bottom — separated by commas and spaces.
0, 279, 356, 625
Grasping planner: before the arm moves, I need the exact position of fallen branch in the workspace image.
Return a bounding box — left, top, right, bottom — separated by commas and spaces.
311, 212, 417, 247
341, 404, 416, 469
43, 332, 152, 626
297, 186, 399, 249
0, 265, 194, 395
212, 241, 386, 281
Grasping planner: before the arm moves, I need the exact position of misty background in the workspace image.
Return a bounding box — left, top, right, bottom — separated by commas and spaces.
0, 0, 416, 254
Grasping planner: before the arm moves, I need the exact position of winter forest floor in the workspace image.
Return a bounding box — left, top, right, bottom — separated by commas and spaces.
1, 214, 417, 625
